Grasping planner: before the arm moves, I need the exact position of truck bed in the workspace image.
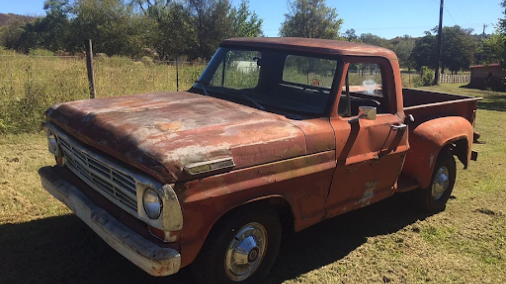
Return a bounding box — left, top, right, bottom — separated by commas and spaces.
403, 88, 481, 124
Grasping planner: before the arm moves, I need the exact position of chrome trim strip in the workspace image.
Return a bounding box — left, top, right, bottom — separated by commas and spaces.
184, 157, 235, 175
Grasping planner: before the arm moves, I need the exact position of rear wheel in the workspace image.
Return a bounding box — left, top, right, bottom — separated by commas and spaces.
416, 152, 456, 213
192, 203, 281, 284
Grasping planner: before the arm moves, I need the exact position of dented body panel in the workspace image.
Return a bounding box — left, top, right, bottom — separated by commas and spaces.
38, 37, 481, 277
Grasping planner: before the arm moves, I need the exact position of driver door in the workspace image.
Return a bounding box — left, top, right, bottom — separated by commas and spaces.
324, 58, 409, 218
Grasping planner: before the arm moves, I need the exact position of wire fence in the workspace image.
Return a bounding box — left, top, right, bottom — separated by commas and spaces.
0, 54, 208, 98
0, 54, 208, 133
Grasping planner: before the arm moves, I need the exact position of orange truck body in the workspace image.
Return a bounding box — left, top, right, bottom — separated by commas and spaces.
39, 38, 481, 275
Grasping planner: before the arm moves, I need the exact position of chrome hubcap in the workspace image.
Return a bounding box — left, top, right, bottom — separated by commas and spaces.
225, 222, 267, 281
432, 166, 450, 200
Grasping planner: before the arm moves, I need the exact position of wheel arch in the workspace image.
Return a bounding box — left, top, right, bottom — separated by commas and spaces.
402, 116, 473, 188
179, 194, 297, 268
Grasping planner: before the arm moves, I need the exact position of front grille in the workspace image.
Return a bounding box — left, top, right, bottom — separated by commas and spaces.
56, 134, 138, 212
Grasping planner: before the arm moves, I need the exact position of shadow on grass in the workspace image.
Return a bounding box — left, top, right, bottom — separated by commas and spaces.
459, 85, 506, 112
0, 195, 430, 284
477, 95, 506, 112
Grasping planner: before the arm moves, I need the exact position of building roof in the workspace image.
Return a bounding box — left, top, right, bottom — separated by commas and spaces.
221, 37, 398, 60
470, 63, 501, 68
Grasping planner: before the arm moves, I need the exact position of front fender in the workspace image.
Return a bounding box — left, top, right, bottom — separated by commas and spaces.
173, 151, 336, 267
402, 116, 473, 188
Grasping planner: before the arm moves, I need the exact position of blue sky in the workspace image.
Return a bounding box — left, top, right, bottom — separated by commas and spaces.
1, 0, 503, 39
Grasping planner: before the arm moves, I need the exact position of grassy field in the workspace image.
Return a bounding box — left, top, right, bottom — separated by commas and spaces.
0, 51, 504, 283
0, 83, 504, 283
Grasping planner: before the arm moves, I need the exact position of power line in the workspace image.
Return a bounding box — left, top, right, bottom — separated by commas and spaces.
451, 0, 472, 23
443, 4, 458, 25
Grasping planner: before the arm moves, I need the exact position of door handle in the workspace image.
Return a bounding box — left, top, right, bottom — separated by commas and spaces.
391, 123, 407, 131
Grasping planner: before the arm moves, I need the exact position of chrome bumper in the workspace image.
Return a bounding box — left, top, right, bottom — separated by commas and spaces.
38, 166, 181, 277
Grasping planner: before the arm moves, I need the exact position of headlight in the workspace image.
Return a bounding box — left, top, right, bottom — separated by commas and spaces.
143, 188, 162, 219
47, 130, 57, 152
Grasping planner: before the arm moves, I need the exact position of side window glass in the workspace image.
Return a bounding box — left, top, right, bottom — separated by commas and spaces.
339, 63, 386, 117
210, 50, 261, 89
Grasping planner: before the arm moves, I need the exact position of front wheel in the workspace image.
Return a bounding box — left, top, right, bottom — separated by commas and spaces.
416, 152, 456, 213
192, 204, 281, 284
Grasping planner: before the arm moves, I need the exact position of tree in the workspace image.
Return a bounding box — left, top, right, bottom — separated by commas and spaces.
482, 33, 506, 64
391, 35, 415, 69
411, 32, 437, 71
279, 0, 343, 39
188, 0, 234, 59
480, 0, 506, 65
230, 0, 263, 38
411, 26, 477, 73
0, 17, 26, 50
359, 33, 393, 49
441, 27, 477, 73
70, 0, 146, 56
15, 0, 72, 52
343, 29, 359, 42
152, 1, 195, 60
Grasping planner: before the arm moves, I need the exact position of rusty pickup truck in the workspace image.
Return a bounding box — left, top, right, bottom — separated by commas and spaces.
39, 37, 481, 283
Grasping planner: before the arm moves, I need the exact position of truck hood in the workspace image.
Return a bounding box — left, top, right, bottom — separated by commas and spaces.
47, 92, 335, 183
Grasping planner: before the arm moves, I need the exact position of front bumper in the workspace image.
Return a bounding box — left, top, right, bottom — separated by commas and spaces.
38, 166, 181, 277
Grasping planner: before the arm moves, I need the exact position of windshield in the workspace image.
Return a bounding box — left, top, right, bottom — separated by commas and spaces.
191, 47, 340, 118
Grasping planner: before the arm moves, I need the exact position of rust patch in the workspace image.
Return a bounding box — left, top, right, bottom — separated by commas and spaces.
155, 121, 183, 132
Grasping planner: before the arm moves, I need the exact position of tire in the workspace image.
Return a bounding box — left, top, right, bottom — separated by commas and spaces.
416, 152, 456, 213
191, 203, 282, 284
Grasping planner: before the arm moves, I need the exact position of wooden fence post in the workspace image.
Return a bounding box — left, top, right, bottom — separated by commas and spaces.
85, 39, 96, 99
176, 53, 179, 92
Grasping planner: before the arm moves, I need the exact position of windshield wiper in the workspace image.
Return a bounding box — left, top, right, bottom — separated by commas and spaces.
239, 93, 265, 110
194, 81, 209, 96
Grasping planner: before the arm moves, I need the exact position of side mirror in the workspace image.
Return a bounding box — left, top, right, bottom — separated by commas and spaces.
358, 106, 377, 120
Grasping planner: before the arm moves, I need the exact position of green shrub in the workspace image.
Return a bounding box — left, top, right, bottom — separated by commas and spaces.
28, 49, 55, 57
420, 66, 435, 86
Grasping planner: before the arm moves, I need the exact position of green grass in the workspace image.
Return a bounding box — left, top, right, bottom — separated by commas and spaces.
0, 79, 504, 283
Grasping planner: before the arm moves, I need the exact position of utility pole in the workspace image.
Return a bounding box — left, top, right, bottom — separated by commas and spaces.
480, 24, 488, 63
434, 0, 444, 85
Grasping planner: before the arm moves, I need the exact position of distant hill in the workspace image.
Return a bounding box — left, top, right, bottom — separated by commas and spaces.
0, 13, 36, 27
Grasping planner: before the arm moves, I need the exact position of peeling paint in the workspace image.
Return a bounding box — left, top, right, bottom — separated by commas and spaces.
429, 153, 436, 168
358, 181, 378, 205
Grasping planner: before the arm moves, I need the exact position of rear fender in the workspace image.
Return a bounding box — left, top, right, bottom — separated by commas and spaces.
402, 117, 473, 188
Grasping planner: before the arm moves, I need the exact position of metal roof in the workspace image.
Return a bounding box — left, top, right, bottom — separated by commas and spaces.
221, 37, 398, 60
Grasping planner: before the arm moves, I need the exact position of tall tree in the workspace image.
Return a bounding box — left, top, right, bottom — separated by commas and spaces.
0, 17, 26, 50
391, 35, 415, 69
153, 1, 195, 60
279, 0, 343, 39
482, 33, 506, 64
343, 29, 359, 42
230, 0, 263, 38
411, 31, 437, 71
71, 0, 146, 56
359, 33, 393, 49
481, 0, 506, 65
188, 0, 234, 59
411, 26, 477, 73
130, 0, 171, 22
441, 26, 477, 73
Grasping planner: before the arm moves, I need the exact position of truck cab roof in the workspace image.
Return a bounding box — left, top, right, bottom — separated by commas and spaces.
221, 37, 398, 60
